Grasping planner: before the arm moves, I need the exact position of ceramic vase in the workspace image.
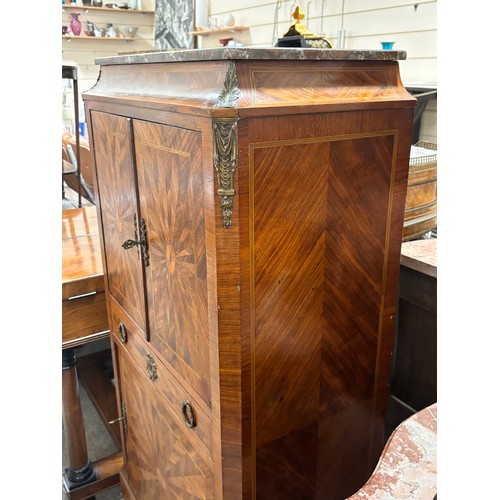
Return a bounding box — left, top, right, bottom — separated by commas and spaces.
70, 13, 82, 35
223, 13, 235, 27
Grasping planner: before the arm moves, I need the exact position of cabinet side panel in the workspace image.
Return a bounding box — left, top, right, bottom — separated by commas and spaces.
253, 141, 328, 498
250, 123, 399, 499
133, 120, 212, 406
91, 111, 147, 332
317, 134, 395, 499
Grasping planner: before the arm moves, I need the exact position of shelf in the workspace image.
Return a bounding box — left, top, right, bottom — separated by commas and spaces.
62, 35, 138, 41
62, 5, 154, 14
189, 26, 249, 36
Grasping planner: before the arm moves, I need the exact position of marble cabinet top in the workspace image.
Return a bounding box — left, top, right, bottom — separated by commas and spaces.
96, 47, 407, 66
401, 238, 437, 277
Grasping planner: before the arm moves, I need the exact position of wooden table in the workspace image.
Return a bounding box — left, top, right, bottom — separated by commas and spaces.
62, 206, 122, 499
62, 206, 108, 348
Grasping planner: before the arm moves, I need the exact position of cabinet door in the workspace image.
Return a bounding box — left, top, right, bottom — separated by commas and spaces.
91, 111, 148, 334
133, 120, 211, 405
115, 341, 214, 499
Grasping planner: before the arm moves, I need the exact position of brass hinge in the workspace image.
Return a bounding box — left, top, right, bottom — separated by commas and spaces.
109, 401, 128, 435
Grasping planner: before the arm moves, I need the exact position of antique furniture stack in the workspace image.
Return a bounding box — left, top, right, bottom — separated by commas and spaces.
83, 47, 415, 499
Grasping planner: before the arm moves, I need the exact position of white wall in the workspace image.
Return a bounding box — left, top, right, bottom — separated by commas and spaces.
62, 0, 156, 133
203, 0, 436, 84
63, 0, 437, 143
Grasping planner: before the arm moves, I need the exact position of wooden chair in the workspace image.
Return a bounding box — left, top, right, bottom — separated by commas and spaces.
62, 130, 96, 204
69, 135, 96, 200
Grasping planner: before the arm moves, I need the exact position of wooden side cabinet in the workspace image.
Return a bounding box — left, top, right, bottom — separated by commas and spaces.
386, 239, 437, 436
83, 47, 415, 500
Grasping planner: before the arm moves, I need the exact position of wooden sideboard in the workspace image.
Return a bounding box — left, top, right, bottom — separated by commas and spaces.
386, 238, 437, 436
62, 206, 122, 498
62, 206, 107, 349
83, 47, 415, 500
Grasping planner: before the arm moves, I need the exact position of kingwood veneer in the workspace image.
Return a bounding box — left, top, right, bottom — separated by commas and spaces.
83, 47, 416, 500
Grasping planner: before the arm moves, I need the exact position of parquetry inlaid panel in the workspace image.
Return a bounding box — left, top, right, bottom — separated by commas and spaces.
249, 65, 395, 104
91, 111, 148, 334
133, 120, 211, 405
93, 61, 227, 107
118, 346, 213, 500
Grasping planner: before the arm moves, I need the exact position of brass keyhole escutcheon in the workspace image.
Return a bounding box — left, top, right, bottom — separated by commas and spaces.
118, 322, 127, 344
146, 354, 157, 382
181, 401, 196, 429
121, 214, 150, 266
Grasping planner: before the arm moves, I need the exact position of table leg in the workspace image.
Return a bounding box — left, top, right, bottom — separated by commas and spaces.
62, 348, 98, 494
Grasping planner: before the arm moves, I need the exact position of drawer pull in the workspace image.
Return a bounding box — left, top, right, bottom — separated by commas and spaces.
67, 291, 97, 301
181, 401, 196, 429
118, 322, 127, 344
146, 354, 158, 382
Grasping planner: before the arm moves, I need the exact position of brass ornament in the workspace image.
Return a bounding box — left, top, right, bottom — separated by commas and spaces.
276, 4, 333, 48
215, 60, 240, 108
213, 117, 238, 229
286, 5, 314, 36
118, 322, 128, 344
181, 400, 197, 429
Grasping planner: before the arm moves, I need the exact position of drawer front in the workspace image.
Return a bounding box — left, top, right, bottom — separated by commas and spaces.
110, 300, 213, 464
115, 338, 214, 500
62, 291, 109, 345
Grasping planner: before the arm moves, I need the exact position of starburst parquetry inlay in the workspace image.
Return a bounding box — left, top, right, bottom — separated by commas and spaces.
133, 120, 211, 405
91, 112, 147, 332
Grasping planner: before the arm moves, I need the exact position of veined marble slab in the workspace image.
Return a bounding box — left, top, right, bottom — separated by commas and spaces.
348, 403, 437, 499
96, 47, 407, 66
